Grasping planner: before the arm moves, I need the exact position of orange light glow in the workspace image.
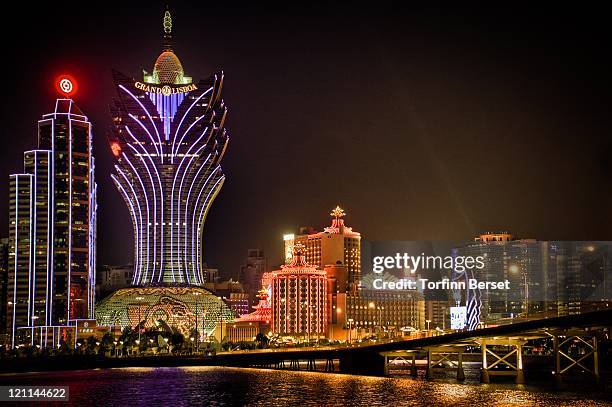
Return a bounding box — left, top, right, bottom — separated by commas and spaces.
111, 142, 122, 157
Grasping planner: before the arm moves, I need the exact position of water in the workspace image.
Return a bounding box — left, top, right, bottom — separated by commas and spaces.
0, 367, 610, 406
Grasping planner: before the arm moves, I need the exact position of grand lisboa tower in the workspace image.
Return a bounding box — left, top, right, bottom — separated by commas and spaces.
96, 10, 234, 337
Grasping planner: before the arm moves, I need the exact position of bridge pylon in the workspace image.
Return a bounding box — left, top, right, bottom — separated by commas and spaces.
477, 338, 526, 384
549, 329, 600, 386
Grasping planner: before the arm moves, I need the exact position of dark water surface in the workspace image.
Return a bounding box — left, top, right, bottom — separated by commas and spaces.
0, 366, 610, 406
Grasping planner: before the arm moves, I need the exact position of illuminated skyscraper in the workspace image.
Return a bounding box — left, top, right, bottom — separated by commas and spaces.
97, 10, 235, 338
7, 83, 97, 348
109, 10, 228, 285
284, 206, 361, 289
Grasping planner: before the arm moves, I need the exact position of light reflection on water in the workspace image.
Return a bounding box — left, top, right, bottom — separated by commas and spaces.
0, 366, 609, 406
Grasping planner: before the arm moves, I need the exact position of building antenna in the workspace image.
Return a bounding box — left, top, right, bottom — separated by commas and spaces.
163, 7, 173, 50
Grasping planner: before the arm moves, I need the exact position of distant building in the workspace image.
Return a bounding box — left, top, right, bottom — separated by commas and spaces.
239, 249, 268, 311
201, 266, 220, 284
226, 293, 250, 316
474, 232, 515, 243
96, 264, 134, 299
8, 95, 97, 348
426, 300, 450, 330
453, 237, 612, 329
203, 279, 244, 298
346, 289, 425, 334
284, 206, 361, 290
0, 238, 8, 340
226, 278, 272, 342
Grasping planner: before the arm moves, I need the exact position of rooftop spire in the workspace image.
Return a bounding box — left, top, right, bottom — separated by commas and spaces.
162, 8, 173, 51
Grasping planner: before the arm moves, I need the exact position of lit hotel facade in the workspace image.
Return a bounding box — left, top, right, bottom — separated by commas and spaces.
109, 11, 228, 285
270, 244, 329, 338
284, 206, 361, 290
96, 11, 234, 338
8, 97, 97, 348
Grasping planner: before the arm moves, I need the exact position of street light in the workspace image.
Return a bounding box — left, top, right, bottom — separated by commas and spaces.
347, 318, 354, 343
194, 291, 202, 352
426, 319, 431, 331
217, 296, 226, 346
31, 316, 39, 347
510, 264, 528, 317
368, 302, 375, 335
135, 296, 145, 351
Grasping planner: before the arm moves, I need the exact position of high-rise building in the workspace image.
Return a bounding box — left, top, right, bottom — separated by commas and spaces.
96, 10, 234, 337
7, 88, 97, 348
453, 236, 612, 329
0, 238, 8, 341
284, 206, 361, 290
270, 244, 329, 339
108, 10, 228, 285
239, 249, 268, 311
96, 264, 134, 299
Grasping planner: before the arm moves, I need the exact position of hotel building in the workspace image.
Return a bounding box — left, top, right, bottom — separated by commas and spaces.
96, 10, 234, 337
284, 206, 361, 290
270, 244, 329, 339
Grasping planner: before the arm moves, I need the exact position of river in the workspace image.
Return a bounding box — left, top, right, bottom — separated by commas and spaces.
0, 366, 610, 406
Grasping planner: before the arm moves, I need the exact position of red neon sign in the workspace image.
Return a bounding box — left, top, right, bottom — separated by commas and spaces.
55, 75, 78, 97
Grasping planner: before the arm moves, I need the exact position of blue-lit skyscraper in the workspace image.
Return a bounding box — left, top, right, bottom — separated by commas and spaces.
109, 10, 228, 286
8, 93, 97, 348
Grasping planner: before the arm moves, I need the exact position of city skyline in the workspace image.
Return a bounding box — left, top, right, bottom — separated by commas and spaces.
1, 4, 611, 278
0, 7, 609, 404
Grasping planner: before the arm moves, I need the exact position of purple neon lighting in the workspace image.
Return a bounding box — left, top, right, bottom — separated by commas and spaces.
128, 114, 161, 158
190, 166, 221, 281
173, 128, 210, 283
119, 84, 164, 163
183, 153, 215, 282
170, 127, 210, 284
112, 174, 141, 284
120, 152, 152, 282
126, 142, 158, 282
170, 87, 213, 163
148, 92, 186, 140
195, 173, 225, 284
115, 165, 147, 283
124, 126, 166, 281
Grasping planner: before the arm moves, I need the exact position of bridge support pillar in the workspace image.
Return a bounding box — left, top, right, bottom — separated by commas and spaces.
426, 349, 433, 380
325, 358, 335, 372
457, 351, 465, 381
478, 339, 526, 384
480, 342, 489, 383
411, 354, 417, 377
550, 330, 600, 385
516, 344, 525, 384
423, 346, 466, 381
289, 359, 300, 370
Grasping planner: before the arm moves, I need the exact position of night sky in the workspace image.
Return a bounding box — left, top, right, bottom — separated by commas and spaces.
1, 3, 611, 278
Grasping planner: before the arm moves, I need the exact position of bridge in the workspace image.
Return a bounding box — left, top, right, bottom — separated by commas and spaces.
213, 309, 612, 384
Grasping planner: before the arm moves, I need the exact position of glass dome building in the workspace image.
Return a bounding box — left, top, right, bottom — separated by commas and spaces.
96, 286, 234, 337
